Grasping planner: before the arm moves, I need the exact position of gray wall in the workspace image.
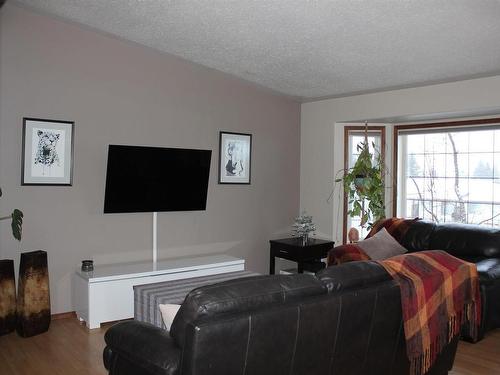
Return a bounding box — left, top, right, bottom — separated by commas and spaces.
0, 4, 300, 313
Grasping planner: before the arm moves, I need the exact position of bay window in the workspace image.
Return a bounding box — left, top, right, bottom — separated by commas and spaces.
395, 119, 500, 226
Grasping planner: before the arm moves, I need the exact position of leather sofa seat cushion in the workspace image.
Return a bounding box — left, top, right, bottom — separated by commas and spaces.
170, 274, 326, 347
463, 257, 500, 285
429, 223, 500, 258
476, 258, 500, 282
317, 261, 391, 293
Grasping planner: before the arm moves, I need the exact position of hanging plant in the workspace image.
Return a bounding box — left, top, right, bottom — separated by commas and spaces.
336, 124, 385, 228
0, 188, 23, 241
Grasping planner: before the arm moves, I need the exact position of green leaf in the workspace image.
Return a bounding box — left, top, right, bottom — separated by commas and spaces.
11, 209, 23, 241
361, 213, 370, 226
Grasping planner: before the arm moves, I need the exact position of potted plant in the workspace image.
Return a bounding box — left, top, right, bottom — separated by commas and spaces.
292, 211, 317, 245
337, 127, 385, 228
0, 187, 23, 336
0, 188, 23, 241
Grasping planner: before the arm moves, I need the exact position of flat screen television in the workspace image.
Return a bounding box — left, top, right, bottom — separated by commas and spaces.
104, 145, 212, 213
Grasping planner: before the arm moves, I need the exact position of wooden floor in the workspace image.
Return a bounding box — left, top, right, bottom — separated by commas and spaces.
449, 329, 500, 375
0, 318, 499, 374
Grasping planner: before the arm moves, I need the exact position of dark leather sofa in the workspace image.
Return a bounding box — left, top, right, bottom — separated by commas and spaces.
383, 219, 500, 340
103, 261, 459, 375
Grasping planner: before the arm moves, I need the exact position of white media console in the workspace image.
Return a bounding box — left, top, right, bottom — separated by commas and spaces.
73, 254, 245, 329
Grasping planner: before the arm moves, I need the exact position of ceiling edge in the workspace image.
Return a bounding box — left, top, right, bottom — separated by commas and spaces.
9, 1, 500, 104
8, 1, 302, 104
302, 71, 500, 104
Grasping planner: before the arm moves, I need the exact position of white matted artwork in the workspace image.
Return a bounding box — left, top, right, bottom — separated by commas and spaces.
218, 131, 252, 184
22, 118, 74, 185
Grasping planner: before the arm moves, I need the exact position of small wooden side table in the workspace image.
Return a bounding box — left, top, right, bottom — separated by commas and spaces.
269, 238, 335, 275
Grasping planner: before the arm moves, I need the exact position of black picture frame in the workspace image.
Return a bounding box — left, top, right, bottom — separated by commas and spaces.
22, 117, 75, 186
218, 131, 252, 184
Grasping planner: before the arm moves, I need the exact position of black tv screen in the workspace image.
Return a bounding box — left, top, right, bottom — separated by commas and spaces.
104, 145, 211, 213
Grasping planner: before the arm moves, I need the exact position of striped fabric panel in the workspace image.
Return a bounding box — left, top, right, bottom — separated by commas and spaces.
134, 270, 259, 328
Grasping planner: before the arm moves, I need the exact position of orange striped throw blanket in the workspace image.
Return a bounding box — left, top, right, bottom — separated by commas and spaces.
379, 251, 481, 375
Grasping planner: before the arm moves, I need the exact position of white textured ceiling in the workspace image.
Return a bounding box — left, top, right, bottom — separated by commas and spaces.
13, 0, 500, 100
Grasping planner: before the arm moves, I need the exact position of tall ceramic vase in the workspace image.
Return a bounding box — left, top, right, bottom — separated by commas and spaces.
0, 259, 17, 335
16, 250, 50, 337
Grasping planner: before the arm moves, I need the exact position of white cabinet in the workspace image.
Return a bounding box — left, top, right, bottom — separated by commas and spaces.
73, 254, 244, 329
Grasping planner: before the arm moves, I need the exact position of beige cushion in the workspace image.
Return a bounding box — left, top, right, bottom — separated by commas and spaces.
357, 227, 408, 260
159, 304, 181, 331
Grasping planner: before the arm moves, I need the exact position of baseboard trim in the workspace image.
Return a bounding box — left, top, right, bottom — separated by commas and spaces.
51, 311, 76, 320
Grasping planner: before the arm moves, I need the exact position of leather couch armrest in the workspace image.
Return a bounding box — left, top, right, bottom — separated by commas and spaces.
104, 320, 181, 375
316, 260, 391, 293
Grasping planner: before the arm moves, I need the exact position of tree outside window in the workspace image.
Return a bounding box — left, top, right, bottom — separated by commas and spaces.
397, 125, 500, 226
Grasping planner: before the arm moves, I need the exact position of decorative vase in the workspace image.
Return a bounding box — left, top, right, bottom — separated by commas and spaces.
0, 259, 17, 336
302, 233, 309, 246
292, 211, 316, 245
16, 250, 50, 337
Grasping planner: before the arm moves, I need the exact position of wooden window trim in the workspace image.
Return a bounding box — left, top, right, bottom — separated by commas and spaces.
343, 126, 386, 244
392, 117, 500, 218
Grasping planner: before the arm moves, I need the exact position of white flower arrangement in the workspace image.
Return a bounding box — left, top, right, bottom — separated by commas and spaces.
292, 211, 316, 238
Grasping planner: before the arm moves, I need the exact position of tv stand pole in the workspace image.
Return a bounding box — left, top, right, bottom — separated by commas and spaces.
153, 212, 158, 269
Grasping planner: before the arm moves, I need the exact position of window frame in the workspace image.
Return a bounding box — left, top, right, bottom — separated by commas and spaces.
343, 125, 386, 244
392, 117, 500, 218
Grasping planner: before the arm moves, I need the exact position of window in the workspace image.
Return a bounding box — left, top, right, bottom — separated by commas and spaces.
395, 119, 500, 226
343, 126, 385, 242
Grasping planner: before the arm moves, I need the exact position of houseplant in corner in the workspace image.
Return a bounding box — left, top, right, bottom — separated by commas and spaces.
0, 187, 23, 336
0, 188, 23, 241
338, 124, 385, 229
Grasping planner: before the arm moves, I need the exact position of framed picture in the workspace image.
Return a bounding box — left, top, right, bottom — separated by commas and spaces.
22, 118, 74, 186
218, 131, 252, 184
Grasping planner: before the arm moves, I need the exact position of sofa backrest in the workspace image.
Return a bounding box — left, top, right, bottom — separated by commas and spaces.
170, 273, 326, 348
369, 218, 500, 258
400, 220, 436, 252
178, 261, 458, 375
429, 222, 500, 258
